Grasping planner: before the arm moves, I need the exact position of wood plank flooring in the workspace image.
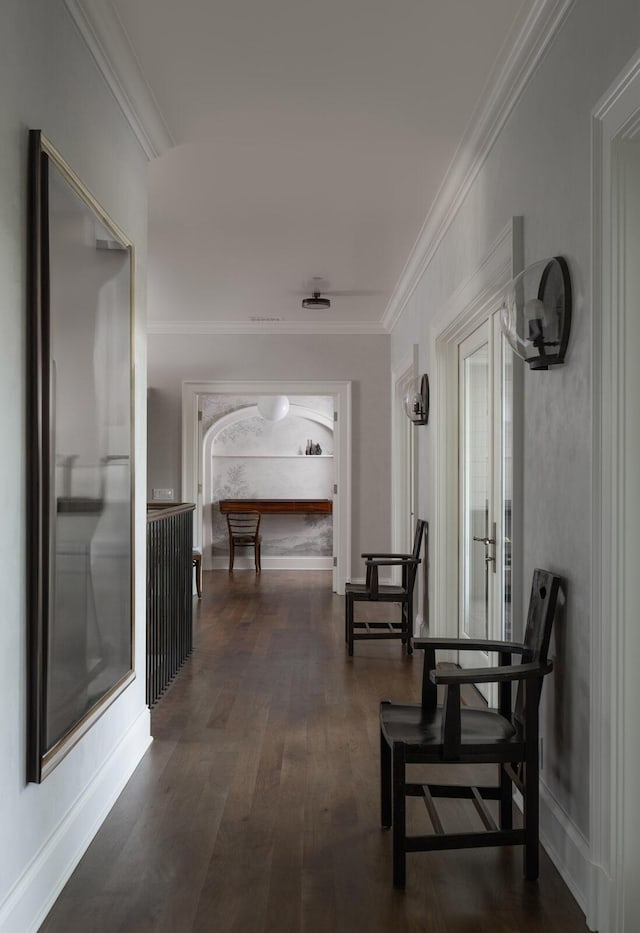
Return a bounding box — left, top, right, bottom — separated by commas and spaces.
42, 571, 589, 933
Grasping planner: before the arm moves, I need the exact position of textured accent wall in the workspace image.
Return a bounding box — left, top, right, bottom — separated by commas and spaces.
201, 396, 334, 568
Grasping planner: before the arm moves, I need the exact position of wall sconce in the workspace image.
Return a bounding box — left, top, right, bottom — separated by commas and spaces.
257, 395, 290, 421
500, 256, 572, 370
403, 374, 429, 425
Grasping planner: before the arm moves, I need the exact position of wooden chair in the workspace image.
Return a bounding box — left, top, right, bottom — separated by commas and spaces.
226, 511, 262, 573
345, 519, 427, 657
379, 568, 564, 888
192, 548, 202, 597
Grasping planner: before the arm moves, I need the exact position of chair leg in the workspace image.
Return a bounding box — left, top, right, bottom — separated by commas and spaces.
523, 680, 540, 880
347, 595, 354, 656
255, 541, 261, 573
392, 742, 407, 889
406, 595, 413, 655
380, 725, 392, 828
500, 763, 513, 830
228, 540, 234, 574
345, 593, 352, 644
194, 554, 202, 598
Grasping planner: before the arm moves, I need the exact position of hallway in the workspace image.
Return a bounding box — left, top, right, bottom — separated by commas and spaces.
42, 571, 588, 932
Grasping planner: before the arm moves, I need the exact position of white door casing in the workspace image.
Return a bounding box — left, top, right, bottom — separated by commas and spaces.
592, 47, 640, 933
433, 219, 524, 652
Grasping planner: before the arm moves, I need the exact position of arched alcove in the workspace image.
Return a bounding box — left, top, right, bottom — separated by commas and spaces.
201, 398, 335, 570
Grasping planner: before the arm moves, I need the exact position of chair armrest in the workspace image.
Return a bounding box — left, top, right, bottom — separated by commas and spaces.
361, 551, 412, 559
365, 557, 420, 597
365, 557, 420, 567
431, 660, 553, 686
435, 661, 553, 758
414, 637, 526, 655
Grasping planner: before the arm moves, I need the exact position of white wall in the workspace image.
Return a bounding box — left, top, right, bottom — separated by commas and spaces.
390, 0, 640, 919
621, 138, 640, 932
147, 333, 391, 576
0, 2, 150, 929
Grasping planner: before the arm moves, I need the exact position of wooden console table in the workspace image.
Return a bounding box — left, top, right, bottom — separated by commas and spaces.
219, 498, 332, 515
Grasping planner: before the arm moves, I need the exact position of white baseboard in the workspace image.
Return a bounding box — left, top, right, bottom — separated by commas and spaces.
209, 556, 333, 571
0, 707, 152, 933
539, 783, 590, 920
585, 860, 614, 933
513, 780, 593, 928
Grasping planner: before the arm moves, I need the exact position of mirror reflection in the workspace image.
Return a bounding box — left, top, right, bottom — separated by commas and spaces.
47, 165, 132, 748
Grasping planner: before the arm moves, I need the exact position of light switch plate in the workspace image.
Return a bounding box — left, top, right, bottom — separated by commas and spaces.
152, 488, 174, 500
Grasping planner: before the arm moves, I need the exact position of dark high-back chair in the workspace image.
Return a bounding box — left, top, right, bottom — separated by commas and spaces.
379, 568, 564, 888
345, 519, 427, 656
226, 511, 262, 573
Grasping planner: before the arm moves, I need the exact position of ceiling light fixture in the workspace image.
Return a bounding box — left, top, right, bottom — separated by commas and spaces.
257, 396, 290, 422
301, 291, 331, 310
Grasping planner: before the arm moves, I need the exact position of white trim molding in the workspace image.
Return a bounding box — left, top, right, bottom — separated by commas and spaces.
148, 319, 387, 336
203, 404, 334, 444
383, 0, 575, 334
591, 46, 640, 933
0, 709, 151, 933
64, 0, 174, 159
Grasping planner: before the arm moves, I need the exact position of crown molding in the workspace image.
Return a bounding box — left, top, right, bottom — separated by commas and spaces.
64, 0, 174, 159
147, 319, 388, 336
382, 0, 575, 334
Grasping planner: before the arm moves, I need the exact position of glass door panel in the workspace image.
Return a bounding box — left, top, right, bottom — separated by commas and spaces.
501, 334, 514, 642
462, 340, 491, 642
458, 313, 518, 704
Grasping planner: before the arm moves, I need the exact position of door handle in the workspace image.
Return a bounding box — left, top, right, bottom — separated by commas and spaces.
473, 523, 497, 574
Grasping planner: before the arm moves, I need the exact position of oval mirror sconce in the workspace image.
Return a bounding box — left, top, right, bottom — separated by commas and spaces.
403, 374, 429, 425
500, 256, 572, 370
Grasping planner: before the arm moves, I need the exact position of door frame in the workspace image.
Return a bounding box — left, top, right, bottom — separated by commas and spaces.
181, 380, 352, 595
591, 47, 640, 933
433, 219, 523, 645
457, 319, 495, 678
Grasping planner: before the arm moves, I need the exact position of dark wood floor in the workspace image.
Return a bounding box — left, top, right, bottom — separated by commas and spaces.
42, 571, 589, 933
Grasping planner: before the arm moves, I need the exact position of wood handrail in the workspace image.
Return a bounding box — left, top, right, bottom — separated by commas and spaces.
147, 502, 196, 522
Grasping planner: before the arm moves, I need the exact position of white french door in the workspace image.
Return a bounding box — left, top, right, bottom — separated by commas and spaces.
458, 311, 515, 702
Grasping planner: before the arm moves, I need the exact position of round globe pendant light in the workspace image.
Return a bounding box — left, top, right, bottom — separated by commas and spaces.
257, 395, 290, 421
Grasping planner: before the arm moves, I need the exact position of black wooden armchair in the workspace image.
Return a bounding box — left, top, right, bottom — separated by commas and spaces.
379, 568, 564, 888
345, 520, 427, 657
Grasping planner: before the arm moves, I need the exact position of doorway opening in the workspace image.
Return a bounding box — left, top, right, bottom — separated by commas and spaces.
457, 310, 520, 703
182, 380, 352, 594
433, 219, 524, 696
202, 398, 334, 572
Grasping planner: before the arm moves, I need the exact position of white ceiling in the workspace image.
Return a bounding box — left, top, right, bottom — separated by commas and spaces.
89, 0, 540, 332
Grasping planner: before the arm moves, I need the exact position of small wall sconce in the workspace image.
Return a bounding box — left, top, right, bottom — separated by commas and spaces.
500, 256, 572, 370
257, 395, 290, 421
403, 374, 429, 425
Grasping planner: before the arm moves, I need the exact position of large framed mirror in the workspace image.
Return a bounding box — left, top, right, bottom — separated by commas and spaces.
27, 130, 135, 783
